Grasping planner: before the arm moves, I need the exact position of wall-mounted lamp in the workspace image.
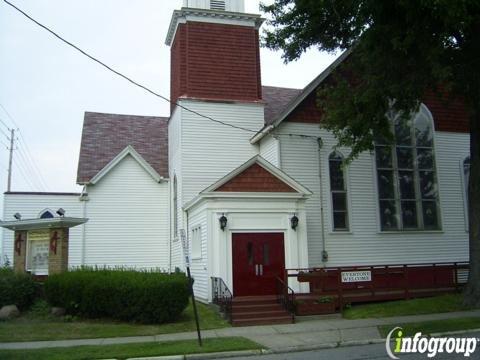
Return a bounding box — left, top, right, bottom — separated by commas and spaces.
56, 208, 65, 217
290, 214, 299, 231
219, 214, 227, 231
13, 213, 21, 220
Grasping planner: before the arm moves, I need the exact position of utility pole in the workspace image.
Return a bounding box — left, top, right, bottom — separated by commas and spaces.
7, 129, 14, 192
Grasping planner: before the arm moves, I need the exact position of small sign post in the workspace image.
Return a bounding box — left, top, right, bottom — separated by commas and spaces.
180, 230, 202, 346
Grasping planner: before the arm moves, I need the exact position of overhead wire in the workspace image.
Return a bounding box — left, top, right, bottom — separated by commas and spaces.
0, 102, 49, 190
16, 144, 46, 191
13, 151, 39, 191
2, 0, 259, 134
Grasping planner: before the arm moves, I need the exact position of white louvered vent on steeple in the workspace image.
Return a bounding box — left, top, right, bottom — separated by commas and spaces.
182, 0, 244, 13
210, 0, 226, 10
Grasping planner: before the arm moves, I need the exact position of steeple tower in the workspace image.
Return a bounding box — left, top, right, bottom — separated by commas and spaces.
166, 0, 264, 108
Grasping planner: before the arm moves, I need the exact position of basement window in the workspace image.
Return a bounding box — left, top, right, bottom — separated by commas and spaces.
210, 0, 225, 11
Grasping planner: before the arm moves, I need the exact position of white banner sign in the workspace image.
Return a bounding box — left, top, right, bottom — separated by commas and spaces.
179, 229, 190, 266
341, 270, 372, 283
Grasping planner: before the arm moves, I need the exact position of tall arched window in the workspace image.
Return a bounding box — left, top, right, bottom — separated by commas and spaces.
375, 105, 440, 231
173, 175, 178, 237
329, 151, 349, 231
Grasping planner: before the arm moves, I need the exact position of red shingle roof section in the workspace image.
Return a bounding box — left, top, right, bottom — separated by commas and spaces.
262, 85, 302, 125
77, 112, 168, 184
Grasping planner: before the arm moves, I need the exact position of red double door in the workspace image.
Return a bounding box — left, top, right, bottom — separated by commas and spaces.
232, 233, 285, 296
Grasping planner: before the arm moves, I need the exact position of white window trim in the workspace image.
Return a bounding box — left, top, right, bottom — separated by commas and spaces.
373, 104, 443, 232
327, 150, 351, 232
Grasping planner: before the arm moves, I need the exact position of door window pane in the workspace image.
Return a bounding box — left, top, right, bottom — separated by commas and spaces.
247, 242, 253, 265
263, 243, 269, 266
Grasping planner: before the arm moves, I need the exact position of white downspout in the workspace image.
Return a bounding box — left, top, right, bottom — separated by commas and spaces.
79, 185, 88, 265
317, 138, 328, 263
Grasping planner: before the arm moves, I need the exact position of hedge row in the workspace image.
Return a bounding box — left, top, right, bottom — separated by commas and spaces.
0, 267, 37, 310
44, 268, 190, 324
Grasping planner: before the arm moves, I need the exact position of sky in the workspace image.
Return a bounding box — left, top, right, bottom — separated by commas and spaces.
0, 0, 338, 199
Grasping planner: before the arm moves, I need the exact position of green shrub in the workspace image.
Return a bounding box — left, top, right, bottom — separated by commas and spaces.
0, 267, 37, 310
44, 268, 190, 324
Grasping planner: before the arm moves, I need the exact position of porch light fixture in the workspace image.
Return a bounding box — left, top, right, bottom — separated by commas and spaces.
13, 213, 21, 220
219, 214, 227, 231
56, 208, 65, 217
291, 214, 299, 231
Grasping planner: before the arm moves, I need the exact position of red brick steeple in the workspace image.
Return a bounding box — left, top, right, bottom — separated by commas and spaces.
166, 2, 264, 108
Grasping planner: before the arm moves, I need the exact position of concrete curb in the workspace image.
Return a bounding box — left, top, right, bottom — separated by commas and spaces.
430, 328, 480, 337
125, 350, 264, 360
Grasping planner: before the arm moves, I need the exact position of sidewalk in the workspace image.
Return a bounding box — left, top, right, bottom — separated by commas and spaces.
1, 309, 480, 352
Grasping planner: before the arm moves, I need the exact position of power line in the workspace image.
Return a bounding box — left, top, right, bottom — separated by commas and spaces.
0, 101, 50, 190
16, 136, 49, 190
0, 102, 19, 130
0, 127, 10, 141
2, 0, 259, 134
13, 152, 39, 191
16, 144, 46, 191
0, 116, 11, 131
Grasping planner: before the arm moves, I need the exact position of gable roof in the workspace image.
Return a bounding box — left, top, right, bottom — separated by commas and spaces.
89, 145, 164, 184
262, 86, 302, 125
252, 50, 351, 144
77, 112, 168, 184
202, 155, 312, 195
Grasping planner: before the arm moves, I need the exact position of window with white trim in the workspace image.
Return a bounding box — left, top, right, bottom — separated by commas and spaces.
329, 151, 349, 231
463, 156, 470, 230
375, 106, 440, 231
191, 226, 202, 259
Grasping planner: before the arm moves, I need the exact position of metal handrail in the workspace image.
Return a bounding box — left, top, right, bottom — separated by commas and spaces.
275, 276, 295, 322
211, 277, 233, 323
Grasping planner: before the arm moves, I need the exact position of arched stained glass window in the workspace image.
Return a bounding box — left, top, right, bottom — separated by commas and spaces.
329, 151, 349, 231
375, 105, 440, 231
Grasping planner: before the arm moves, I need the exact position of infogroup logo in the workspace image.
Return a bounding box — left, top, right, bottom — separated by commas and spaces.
385, 327, 479, 359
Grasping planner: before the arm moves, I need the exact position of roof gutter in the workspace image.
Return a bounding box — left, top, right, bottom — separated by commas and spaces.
249, 125, 274, 144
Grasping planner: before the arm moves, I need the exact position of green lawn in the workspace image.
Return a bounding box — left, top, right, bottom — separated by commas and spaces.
0, 337, 261, 360
0, 300, 229, 342
378, 317, 480, 337
343, 294, 472, 319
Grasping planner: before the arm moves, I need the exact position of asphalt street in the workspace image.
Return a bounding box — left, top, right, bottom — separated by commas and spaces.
217, 331, 480, 360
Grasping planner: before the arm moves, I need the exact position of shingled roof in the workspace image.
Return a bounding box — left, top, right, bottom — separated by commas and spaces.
262, 85, 302, 125
77, 112, 168, 184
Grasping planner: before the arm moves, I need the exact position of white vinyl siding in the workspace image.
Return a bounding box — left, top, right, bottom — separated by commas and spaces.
277, 121, 470, 267
189, 207, 208, 301
180, 99, 263, 204
259, 135, 280, 167
1, 194, 82, 267
84, 155, 169, 269
169, 107, 184, 270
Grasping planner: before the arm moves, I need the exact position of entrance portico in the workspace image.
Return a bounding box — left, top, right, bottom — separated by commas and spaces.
184, 156, 312, 301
